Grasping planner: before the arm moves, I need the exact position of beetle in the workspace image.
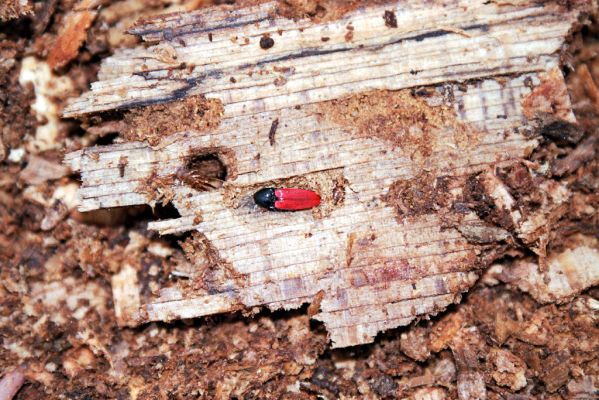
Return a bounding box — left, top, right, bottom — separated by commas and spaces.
254, 188, 321, 211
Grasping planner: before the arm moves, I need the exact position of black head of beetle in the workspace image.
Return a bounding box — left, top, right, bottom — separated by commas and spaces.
254, 188, 277, 210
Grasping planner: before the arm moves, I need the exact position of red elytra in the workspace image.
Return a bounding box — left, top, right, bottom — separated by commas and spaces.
274, 188, 321, 210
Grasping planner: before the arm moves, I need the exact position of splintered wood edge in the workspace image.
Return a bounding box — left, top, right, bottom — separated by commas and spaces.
504, 238, 599, 304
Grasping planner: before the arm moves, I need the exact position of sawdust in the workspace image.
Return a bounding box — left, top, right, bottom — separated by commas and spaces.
384, 172, 453, 221
138, 170, 177, 205
463, 172, 517, 232
123, 95, 224, 147
277, 0, 394, 23
179, 231, 248, 295
319, 89, 475, 164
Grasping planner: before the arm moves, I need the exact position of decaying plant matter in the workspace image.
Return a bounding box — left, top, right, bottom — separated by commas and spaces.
1, 0, 598, 398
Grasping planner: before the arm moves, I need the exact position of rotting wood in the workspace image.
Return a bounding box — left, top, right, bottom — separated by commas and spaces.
495, 235, 599, 304
111, 263, 142, 327
64, 0, 588, 347
47, 0, 100, 70
0, 0, 33, 21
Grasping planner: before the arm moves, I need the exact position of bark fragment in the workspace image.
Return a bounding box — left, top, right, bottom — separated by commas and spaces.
47, 0, 100, 70
112, 264, 143, 327
0, 366, 25, 400
0, 0, 32, 21
489, 348, 527, 391
20, 155, 70, 185
498, 235, 599, 304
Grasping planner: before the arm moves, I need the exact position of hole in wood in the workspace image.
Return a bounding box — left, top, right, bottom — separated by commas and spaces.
153, 201, 182, 220
95, 132, 119, 146
76, 202, 181, 228
179, 153, 228, 191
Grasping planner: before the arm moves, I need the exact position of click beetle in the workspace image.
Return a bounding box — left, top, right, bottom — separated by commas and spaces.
254, 188, 321, 211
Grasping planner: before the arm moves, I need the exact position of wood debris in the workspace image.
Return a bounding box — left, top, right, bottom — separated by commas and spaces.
19, 155, 70, 185
0, 366, 25, 400
0, 0, 32, 21
111, 264, 143, 327
18, 57, 75, 152
64, 1, 583, 117
64, 0, 591, 348
497, 235, 599, 304
2, 0, 598, 397
47, 0, 100, 70
488, 348, 527, 391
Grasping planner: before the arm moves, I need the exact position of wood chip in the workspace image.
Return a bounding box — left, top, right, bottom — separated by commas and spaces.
0, 366, 25, 400
47, 0, 100, 69
500, 235, 599, 304
20, 155, 70, 185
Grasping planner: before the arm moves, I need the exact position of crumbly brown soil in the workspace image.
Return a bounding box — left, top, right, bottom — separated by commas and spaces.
1, 1, 598, 399
0, 40, 36, 152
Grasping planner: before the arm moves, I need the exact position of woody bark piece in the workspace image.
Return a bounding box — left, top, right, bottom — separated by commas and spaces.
20, 155, 71, 185
0, 366, 25, 400
64, 0, 585, 348
498, 235, 599, 304
111, 264, 143, 327
47, 0, 100, 70
451, 327, 489, 400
